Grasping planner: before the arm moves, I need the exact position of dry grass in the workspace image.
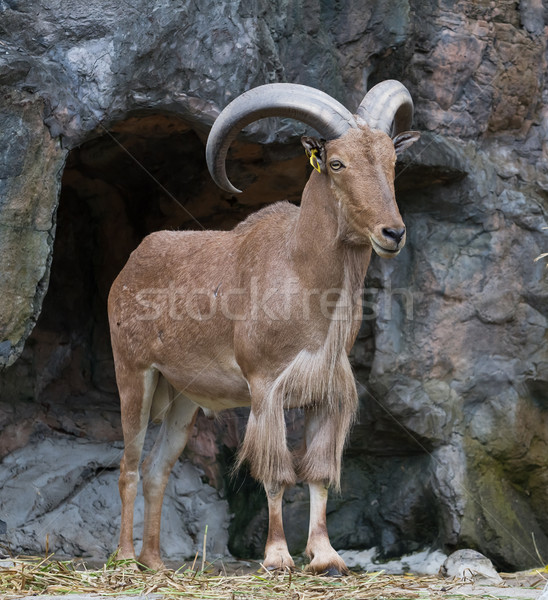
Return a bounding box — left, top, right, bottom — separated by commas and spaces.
0, 556, 546, 600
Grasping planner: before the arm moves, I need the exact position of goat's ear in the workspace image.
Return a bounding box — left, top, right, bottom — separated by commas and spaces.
393, 131, 420, 157
301, 136, 326, 173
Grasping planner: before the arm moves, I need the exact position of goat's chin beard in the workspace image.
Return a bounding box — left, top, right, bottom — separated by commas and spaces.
336, 221, 368, 246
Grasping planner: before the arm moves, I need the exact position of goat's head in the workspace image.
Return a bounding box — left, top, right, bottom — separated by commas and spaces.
206, 81, 420, 257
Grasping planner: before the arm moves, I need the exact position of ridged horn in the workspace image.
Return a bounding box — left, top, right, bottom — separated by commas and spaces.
356, 80, 414, 136
206, 83, 358, 194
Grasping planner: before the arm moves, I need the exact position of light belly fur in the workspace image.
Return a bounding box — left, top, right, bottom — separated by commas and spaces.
153, 354, 252, 410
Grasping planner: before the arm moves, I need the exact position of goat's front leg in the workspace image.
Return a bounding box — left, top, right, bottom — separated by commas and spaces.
301, 406, 351, 576
237, 379, 297, 570
263, 483, 295, 571
306, 480, 349, 576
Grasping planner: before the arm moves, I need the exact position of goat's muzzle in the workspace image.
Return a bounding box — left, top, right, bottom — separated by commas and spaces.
370, 226, 406, 258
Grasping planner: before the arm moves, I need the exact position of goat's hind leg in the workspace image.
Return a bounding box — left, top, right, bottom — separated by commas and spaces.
117, 367, 158, 564
139, 384, 199, 570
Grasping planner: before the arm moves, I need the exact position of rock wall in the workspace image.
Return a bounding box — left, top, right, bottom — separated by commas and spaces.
0, 0, 547, 570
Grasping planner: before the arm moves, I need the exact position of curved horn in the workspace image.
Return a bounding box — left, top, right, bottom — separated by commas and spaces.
206, 83, 358, 194
356, 80, 414, 136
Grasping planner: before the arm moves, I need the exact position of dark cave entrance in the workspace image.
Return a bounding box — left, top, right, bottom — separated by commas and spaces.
51, 114, 230, 422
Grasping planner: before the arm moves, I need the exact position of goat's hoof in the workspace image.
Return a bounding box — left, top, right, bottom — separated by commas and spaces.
137, 554, 166, 572
110, 549, 140, 571
263, 548, 295, 573
264, 564, 294, 573
262, 562, 295, 574
306, 559, 350, 577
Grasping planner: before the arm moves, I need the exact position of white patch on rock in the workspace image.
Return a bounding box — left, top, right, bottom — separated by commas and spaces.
440, 549, 503, 584
339, 547, 448, 575
65, 40, 115, 116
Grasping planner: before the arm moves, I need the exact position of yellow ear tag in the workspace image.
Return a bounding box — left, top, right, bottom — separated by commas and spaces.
309, 148, 322, 173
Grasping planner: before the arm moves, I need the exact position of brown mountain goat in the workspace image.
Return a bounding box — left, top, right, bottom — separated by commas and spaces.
108, 81, 419, 575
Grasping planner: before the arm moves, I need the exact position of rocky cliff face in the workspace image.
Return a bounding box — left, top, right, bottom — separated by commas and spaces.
0, 0, 547, 571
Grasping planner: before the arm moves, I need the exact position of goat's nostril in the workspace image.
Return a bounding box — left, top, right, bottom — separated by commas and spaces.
382, 227, 406, 245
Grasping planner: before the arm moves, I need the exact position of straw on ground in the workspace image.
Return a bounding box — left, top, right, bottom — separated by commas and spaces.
0, 556, 546, 600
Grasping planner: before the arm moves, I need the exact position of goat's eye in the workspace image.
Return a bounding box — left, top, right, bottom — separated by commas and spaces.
330, 160, 345, 171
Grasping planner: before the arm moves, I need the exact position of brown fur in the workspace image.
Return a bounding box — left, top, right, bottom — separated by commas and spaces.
108, 123, 413, 572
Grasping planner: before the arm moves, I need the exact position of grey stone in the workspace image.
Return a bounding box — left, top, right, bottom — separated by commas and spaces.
441, 549, 503, 584
0, 435, 229, 563
519, 0, 545, 35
